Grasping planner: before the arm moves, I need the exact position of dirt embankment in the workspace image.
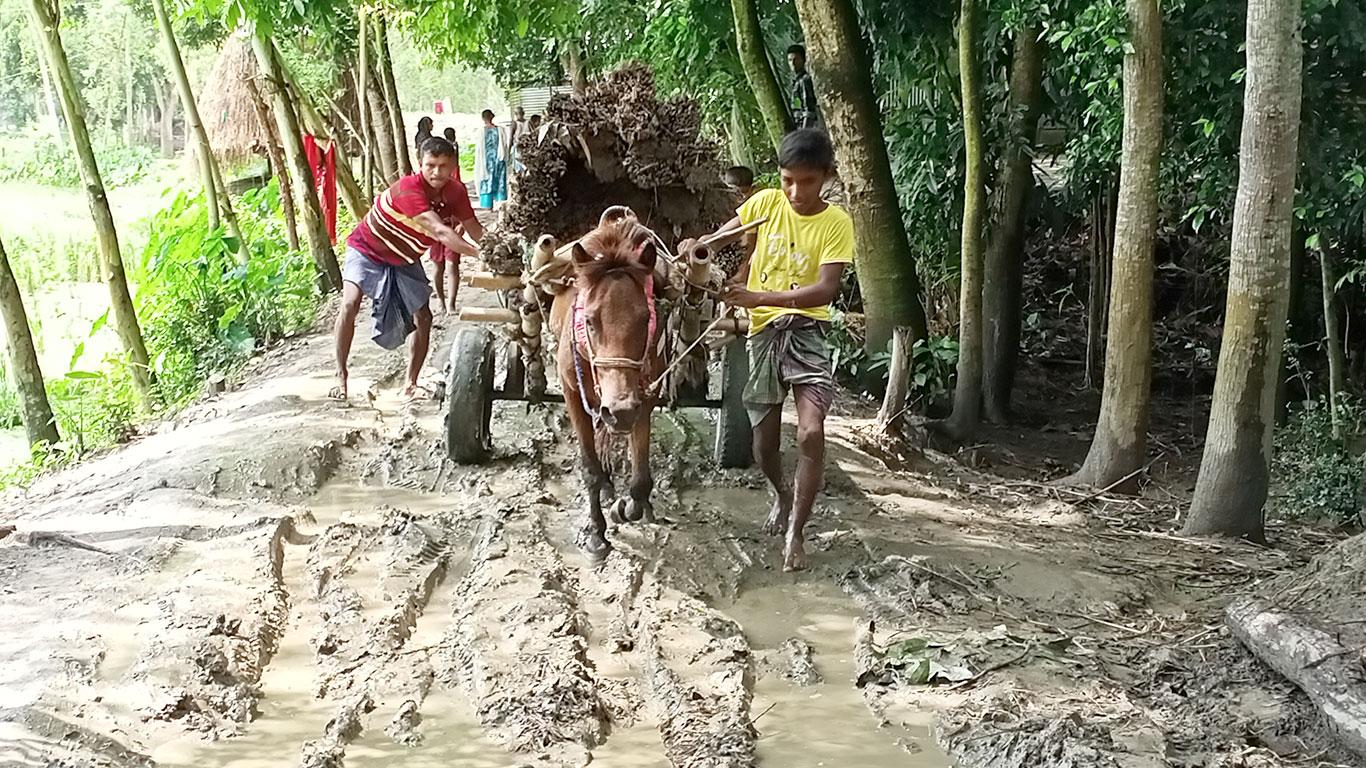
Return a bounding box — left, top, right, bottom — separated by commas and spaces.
2, 269, 1359, 768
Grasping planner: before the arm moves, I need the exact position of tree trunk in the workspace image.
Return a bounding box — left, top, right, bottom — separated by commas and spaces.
1183, 0, 1302, 540
981, 26, 1044, 424
942, 0, 986, 440
730, 0, 792, 153
356, 12, 374, 200
878, 326, 913, 434
123, 17, 135, 146
1226, 598, 1366, 760
1084, 183, 1117, 389
1319, 242, 1348, 440
28, 0, 152, 405
31, 22, 62, 139
1067, 0, 1162, 491
245, 69, 298, 251
152, 0, 249, 262
366, 58, 398, 185
251, 31, 342, 293
373, 15, 411, 177
790, 0, 929, 351
284, 64, 369, 220
0, 235, 60, 448
563, 40, 588, 94
156, 80, 175, 158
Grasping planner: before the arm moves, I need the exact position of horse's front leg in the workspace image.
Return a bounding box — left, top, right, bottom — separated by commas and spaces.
624, 406, 655, 523
566, 394, 612, 561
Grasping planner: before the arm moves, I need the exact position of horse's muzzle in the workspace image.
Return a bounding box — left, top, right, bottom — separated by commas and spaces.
599, 400, 642, 433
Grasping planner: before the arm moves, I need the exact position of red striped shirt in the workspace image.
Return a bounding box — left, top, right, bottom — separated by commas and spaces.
346, 173, 474, 266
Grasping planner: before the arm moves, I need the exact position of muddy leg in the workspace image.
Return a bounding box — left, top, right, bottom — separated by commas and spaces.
624, 409, 654, 523
446, 260, 460, 313
331, 282, 363, 401
404, 307, 433, 396
785, 386, 829, 572
433, 260, 447, 313
753, 405, 792, 535
566, 395, 612, 561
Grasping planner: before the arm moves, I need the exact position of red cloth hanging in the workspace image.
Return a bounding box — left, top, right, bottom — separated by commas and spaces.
302, 134, 337, 244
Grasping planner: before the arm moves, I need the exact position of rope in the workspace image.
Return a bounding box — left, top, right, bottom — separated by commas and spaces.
645, 309, 737, 398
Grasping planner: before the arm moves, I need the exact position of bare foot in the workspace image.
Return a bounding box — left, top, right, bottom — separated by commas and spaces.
763, 489, 793, 536
402, 382, 433, 403
327, 374, 349, 403
782, 534, 807, 572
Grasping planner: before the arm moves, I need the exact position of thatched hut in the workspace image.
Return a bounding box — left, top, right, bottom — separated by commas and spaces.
198, 35, 268, 165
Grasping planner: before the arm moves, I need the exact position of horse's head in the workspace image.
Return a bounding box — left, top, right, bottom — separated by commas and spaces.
572, 219, 658, 432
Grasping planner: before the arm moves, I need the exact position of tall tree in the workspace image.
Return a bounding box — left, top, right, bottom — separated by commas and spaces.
250, 31, 342, 292
151, 0, 250, 262
942, 0, 987, 439
790, 0, 929, 350
374, 14, 411, 177
730, 0, 792, 152
1066, 0, 1162, 491
1183, 0, 1303, 539
0, 234, 60, 448
365, 55, 399, 184
1318, 242, 1348, 439
279, 62, 370, 220
981, 25, 1045, 423
244, 68, 299, 250
28, 0, 153, 404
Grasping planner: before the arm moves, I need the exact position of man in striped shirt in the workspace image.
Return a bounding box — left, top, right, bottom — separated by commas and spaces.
332, 137, 483, 402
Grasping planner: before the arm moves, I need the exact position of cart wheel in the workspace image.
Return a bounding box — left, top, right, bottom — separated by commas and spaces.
715, 339, 753, 468
504, 341, 526, 398
446, 327, 495, 463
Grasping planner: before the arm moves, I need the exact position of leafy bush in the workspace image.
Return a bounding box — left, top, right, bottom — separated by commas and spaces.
825, 309, 958, 412
136, 181, 320, 407
1272, 397, 1365, 526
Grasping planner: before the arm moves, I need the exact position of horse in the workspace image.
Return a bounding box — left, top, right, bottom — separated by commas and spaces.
549, 212, 663, 562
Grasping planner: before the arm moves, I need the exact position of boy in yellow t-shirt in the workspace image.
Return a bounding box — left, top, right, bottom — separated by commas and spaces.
700, 129, 853, 572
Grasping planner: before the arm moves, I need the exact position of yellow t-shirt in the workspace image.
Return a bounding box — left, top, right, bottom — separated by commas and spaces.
737, 188, 855, 334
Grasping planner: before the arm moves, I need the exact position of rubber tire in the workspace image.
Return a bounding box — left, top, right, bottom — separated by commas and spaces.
715, 339, 754, 468
446, 326, 495, 463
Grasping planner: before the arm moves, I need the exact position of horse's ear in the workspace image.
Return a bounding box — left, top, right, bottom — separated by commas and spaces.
637, 240, 657, 270
571, 242, 593, 265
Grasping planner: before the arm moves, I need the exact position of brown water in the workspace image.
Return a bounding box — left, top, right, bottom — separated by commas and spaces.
725, 581, 952, 768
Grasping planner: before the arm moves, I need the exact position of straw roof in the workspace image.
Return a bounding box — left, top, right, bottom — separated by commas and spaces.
199, 35, 268, 164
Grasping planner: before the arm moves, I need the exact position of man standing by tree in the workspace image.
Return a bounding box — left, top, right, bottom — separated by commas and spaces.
331, 137, 484, 403
787, 44, 822, 129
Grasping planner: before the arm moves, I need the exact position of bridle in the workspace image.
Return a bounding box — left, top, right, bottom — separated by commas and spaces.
571, 271, 658, 422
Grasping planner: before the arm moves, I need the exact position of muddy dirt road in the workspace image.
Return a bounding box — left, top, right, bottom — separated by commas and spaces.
1, 269, 1353, 767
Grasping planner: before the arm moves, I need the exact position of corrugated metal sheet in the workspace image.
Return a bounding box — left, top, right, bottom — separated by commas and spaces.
509, 85, 574, 119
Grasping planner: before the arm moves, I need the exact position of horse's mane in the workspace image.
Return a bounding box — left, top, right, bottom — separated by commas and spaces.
575, 219, 656, 287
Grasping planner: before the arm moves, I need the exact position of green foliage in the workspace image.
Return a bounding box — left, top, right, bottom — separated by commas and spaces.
136, 180, 319, 407
0, 133, 157, 188
1272, 396, 1366, 526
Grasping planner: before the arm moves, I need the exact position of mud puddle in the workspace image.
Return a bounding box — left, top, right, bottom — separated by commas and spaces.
724, 581, 952, 767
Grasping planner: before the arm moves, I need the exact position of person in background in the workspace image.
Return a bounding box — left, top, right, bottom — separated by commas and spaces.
724, 165, 756, 203
331, 136, 483, 404
474, 109, 508, 209
413, 116, 434, 154
787, 44, 822, 129
442, 126, 457, 144
528, 114, 543, 135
